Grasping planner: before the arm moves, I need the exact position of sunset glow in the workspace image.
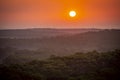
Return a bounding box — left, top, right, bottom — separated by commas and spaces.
0, 0, 120, 29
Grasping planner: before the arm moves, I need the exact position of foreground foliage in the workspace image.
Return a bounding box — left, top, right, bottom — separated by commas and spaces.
0, 50, 120, 80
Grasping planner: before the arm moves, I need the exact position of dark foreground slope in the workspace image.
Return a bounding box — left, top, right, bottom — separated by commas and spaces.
0, 50, 120, 80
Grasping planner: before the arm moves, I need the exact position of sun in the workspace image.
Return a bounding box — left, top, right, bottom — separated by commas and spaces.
69, 11, 76, 17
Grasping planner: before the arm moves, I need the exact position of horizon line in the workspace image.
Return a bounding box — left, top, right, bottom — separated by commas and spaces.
0, 27, 120, 30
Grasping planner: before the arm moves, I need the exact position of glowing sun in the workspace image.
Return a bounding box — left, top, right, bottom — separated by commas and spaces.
69, 11, 76, 17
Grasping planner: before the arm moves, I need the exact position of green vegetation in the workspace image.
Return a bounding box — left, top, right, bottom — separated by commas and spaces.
0, 50, 120, 80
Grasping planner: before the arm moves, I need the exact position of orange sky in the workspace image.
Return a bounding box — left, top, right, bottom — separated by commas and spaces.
0, 0, 120, 29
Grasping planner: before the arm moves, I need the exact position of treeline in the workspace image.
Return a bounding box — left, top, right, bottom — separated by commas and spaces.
0, 50, 120, 80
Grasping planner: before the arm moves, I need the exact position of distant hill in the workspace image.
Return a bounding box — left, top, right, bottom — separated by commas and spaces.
0, 29, 120, 56
0, 28, 100, 39
0, 29, 120, 63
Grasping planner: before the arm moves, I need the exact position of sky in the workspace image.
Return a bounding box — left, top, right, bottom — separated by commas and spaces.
0, 0, 120, 29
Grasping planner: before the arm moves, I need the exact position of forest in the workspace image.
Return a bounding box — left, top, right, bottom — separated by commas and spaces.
0, 29, 120, 80
0, 49, 120, 80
